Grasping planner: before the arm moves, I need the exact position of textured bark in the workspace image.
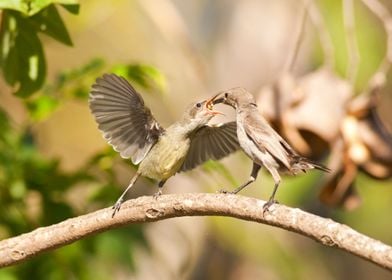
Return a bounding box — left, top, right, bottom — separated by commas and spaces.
0, 193, 391, 270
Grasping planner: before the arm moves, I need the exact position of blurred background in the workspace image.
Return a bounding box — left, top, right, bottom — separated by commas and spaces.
1, 0, 392, 279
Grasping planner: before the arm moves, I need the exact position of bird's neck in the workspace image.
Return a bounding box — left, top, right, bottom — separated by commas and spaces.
237, 102, 258, 113
167, 120, 200, 138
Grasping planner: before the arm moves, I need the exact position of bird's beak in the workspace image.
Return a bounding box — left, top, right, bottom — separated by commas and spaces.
211, 92, 226, 105
205, 94, 224, 116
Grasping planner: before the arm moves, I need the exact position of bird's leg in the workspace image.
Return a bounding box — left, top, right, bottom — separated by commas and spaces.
263, 168, 281, 213
153, 180, 166, 199
263, 182, 280, 212
219, 163, 261, 194
112, 172, 141, 217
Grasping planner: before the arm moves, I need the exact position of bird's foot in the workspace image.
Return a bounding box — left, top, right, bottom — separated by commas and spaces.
112, 198, 124, 218
153, 189, 162, 200
263, 199, 278, 214
217, 188, 235, 194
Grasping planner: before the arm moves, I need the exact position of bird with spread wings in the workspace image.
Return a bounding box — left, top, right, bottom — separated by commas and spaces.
89, 74, 239, 216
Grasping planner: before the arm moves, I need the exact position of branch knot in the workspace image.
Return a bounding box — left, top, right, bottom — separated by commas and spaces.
320, 235, 336, 247
11, 250, 26, 260
145, 207, 164, 219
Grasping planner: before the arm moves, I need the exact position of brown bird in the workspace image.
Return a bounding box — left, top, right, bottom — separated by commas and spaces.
89, 74, 239, 216
212, 88, 330, 211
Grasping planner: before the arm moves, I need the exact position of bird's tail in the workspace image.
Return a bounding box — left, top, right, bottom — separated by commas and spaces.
291, 156, 331, 173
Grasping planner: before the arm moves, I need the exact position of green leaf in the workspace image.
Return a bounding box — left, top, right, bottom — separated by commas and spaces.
112, 64, 167, 93
0, 0, 79, 16
60, 3, 79, 14
0, 0, 29, 14
0, 107, 10, 133
31, 4, 72, 46
0, 11, 46, 97
25, 95, 59, 121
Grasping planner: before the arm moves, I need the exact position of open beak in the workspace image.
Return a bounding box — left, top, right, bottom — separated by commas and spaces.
205, 94, 225, 116
211, 92, 226, 105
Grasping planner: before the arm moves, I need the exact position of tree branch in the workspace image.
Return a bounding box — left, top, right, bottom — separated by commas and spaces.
0, 193, 391, 270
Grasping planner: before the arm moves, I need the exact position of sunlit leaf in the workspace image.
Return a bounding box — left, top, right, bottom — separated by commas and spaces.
25, 95, 59, 121
112, 64, 167, 93
0, 11, 46, 97
0, 0, 79, 16
0, 0, 29, 14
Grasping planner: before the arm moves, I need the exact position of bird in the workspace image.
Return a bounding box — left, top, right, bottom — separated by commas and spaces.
212, 87, 330, 211
89, 74, 240, 217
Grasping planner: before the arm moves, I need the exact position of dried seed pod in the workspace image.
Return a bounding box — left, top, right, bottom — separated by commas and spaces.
318, 139, 361, 210
346, 94, 392, 179
258, 68, 352, 159
320, 93, 392, 209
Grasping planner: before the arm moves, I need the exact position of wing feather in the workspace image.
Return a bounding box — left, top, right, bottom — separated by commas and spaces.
242, 112, 294, 168
180, 122, 240, 171
89, 73, 164, 164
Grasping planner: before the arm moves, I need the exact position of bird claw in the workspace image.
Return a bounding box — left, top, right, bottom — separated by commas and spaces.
153, 189, 162, 200
263, 199, 278, 214
112, 199, 123, 218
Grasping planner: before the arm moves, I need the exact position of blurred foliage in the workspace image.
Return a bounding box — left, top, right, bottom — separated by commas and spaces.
0, 1, 167, 275
24, 58, 166, 121
0, 0, 79, 16
0, 54, 166, 276
0, 65, 156, 277
0, 1, 78, 97
112, 64, 167, 93
317, 0, 384, 91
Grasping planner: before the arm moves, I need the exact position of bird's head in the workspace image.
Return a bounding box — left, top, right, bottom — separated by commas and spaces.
211, 87, 255, 109
182, 96, 224, 127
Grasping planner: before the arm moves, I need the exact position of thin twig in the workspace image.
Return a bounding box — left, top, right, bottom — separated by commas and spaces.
0, 193, 391, 270
344, 0, 361, 84
283, 0, 310, 72
138, 0, 207, 83
361, 0, 392, 94
307, 0, 335, 69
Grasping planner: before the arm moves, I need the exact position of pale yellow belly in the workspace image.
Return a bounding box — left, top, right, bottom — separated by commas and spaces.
138, 136, 190, 181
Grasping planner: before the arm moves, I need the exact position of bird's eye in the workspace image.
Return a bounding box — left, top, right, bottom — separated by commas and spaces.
224, 93, 228, 98
196, 102, 201, 108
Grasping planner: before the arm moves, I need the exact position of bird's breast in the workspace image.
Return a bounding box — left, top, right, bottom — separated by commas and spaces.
138, 134, 190, 181
236, 120, 255, 158
236, 118, 280, 169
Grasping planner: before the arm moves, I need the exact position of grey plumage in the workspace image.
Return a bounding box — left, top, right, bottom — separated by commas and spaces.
90, 74, 163, 164
213, 87, 330, 211
89, 74, 240, 216
181, 121, 239, 171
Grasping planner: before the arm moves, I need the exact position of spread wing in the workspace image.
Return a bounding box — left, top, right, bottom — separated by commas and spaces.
89, 73, 164, 164
180, 122, 240, 171
243, 111, 296, 169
